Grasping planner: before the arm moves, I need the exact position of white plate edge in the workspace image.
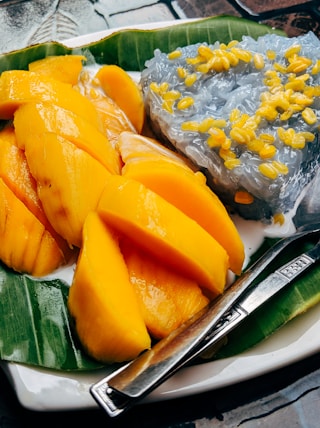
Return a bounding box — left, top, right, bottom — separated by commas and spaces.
1, 19, 320, 411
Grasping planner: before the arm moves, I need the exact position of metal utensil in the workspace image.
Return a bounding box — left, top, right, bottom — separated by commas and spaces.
91, 169, 320, 417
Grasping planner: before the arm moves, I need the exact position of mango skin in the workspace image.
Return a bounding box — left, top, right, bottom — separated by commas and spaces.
97, 175, 229, 297
68, 211, 151, 363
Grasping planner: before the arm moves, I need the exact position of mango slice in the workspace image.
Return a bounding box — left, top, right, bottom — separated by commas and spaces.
119, 132, 245, 275
118, 131, 191, 166
84, 90, 137, 147
97, 175, 229, 296
0, 70, 99, 126
68, 211, 151, 363
28, 55, 86, 85
121, 238, 209, 339
14, 102, 121, 174
0, 126, 72, 262
0, 178, 67, 276
21, 132, 112, 248
0, 126, 43, 218
95, 65, 145, 133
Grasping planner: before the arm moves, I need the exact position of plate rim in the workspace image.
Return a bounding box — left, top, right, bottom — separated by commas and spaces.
2, 19, 320, 411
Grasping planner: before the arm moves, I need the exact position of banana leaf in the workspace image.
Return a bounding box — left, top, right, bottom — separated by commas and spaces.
1, 16, 317, 372
0, 262, 104, 371
201, 237, 320, 361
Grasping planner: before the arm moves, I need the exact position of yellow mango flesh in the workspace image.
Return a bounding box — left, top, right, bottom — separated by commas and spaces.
123, 160, 244, 275
0, 126, 72, 261
118, 131, 191, 166
0, 178, 67, 276
0, 126, 42, 219
21, 132, 112, 248
98, 175, 229, 296
83, 90, 137, 147
68, 211, 151, 363
14, 102, 121, 174
95, 65, 145, 133
28, 55, 86, 85
121, 238, 209, 339
0, 70, 99, 126
119, 132, 245, 275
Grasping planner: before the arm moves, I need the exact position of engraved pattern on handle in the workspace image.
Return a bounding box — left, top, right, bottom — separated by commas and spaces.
279, 254, 314, 280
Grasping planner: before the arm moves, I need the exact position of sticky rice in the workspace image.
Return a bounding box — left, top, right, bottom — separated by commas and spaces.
140, 32, 320, 221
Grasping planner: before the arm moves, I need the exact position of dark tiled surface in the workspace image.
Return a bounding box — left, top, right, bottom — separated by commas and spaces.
0, 0, 319, 54
179, 0, 320, 37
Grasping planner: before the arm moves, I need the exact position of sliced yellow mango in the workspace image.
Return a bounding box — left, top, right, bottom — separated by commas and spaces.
123, 160, 244, 275
95, 65, 145, 133
28, 55, 86, 85
0, 125, 73, 262
68, 211, 151, 363
83, 89, 137, 147
97, 175, 229, 297
0, 126, 42, 217
0, 178, 67, 276
118, 131, 191, 166
14, 102, 121, 174
21, 132, 111, 248
119, 132, 245, 275
0, 70, 99, 126
121, 238, 209, 339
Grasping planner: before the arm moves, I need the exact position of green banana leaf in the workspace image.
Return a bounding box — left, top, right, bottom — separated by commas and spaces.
1, 16, 318, 373
202, 238, 320, 361
0, 262, 103, 370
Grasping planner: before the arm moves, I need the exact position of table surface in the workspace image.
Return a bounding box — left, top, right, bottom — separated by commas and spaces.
1, 1, 320, 427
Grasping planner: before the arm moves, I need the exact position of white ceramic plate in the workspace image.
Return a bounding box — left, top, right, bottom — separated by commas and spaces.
2, 21, 320, 412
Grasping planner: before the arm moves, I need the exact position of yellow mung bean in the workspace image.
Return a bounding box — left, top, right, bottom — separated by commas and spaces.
253, 53, 265, 70
185, 73, 197, 86
284, 44, 301, 59
162, 100, 174, 114
168, 50, 182, 60
311, 60, 320, 75
198, 117, 216, 133
231, 47, 252, 62
162, 90, 181, 101
286, 57, 312, 73
247, 139, 265, 152
266, 50, 276, 60
177, 67, 188, 79
290, 133, 306, 149
259, 144, 277, 159
259, 162, 278, 179
181, 121, 199, 132
272, 160, 289, 175
219, 148, 236, 160
302, 107, 317, 125
177, 96, 194, 110
224, 158, 241, 170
